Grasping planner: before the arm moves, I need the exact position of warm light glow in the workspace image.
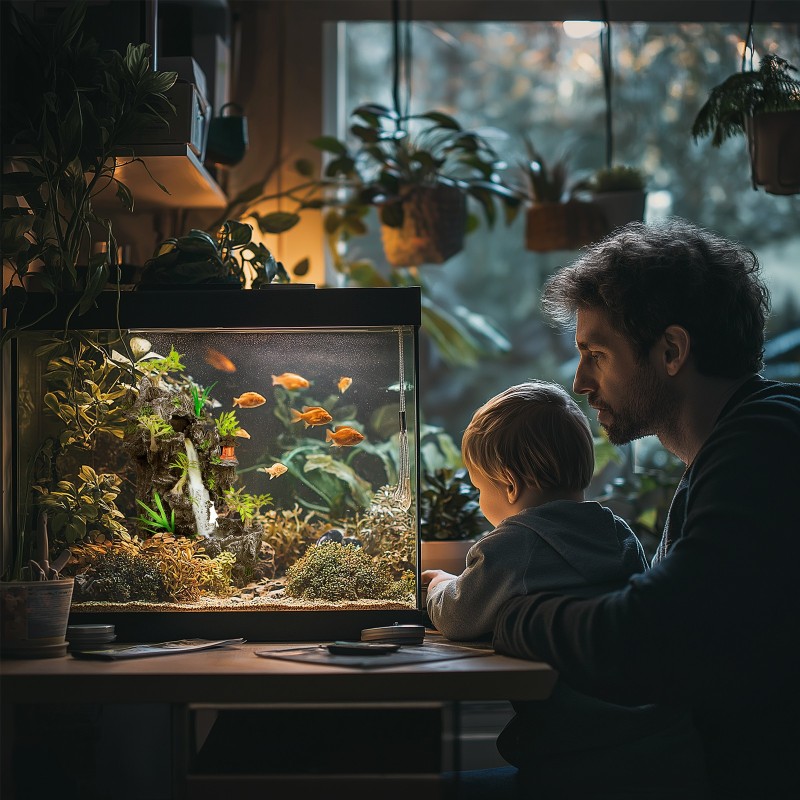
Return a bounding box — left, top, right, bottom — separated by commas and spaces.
562, 21, 604, 39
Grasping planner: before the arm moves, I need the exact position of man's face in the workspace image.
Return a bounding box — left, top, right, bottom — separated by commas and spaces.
573, 306, 676, 445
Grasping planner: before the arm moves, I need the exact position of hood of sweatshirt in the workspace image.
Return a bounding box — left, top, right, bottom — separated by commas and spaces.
513, 500, 646, 588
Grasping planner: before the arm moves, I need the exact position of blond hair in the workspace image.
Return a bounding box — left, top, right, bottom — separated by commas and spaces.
461, 381, 594, 493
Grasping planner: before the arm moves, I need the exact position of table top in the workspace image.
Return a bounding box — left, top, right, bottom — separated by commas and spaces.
0, 640, 557, 705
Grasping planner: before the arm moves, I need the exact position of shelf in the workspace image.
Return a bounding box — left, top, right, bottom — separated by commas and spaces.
94, 144, 227, 211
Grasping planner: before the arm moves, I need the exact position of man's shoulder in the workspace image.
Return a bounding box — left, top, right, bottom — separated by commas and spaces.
726, 376, 800, 418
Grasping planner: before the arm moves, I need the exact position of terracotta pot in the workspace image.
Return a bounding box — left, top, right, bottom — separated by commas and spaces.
0, 578, 74, 659
381, 185, 467, 266
420, 540, 476, 576
746, 110, 800, 196
525, 200, 607, 252
591, 190, 647, 232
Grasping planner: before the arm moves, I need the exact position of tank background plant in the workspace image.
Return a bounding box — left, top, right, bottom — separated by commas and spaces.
590, 165, 646, 192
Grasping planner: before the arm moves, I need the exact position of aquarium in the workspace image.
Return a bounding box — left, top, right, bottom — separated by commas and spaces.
1, 287, 423, 640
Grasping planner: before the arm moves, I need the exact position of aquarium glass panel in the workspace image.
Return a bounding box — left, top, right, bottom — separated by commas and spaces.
6, 298, 419, 621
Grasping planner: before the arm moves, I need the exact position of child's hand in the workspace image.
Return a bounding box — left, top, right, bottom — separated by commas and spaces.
422, 569, 456, 593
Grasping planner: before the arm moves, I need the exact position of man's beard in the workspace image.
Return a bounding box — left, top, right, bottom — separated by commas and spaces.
591, 360, 676, 446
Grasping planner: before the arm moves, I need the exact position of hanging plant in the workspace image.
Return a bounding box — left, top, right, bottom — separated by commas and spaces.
691, 54, 800, 195
521, 138, 606, 253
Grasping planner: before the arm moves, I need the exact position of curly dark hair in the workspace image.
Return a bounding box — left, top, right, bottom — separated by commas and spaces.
541, 219, 770, 378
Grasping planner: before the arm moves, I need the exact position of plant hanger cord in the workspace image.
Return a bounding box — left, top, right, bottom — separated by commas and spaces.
391, 0, 413, 121
600, 0, 614, 170
742, 0, 756, 73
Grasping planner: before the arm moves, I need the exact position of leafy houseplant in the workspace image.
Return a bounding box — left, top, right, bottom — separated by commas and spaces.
521, 139, 606, 252
691, 54, 800, 195
139, 220, 289, 288
1, 1, 178, 323
274, 103, 523, 268
419, 467, 488, 576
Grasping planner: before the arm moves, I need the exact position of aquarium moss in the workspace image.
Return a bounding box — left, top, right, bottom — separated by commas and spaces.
284, 542, 411, 602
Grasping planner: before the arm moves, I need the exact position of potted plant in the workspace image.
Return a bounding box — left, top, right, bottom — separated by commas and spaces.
521, 138, 607, 252
139, 220, 289, 288
0, 511, 73, 658
586, 165, 647, 231
691, 53, 800, 195
270, 103, 523, 268
1, 0, 178, 325
419, 467, 489, 575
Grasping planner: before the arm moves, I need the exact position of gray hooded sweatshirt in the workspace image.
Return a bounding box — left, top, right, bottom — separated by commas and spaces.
426, 500, 647, 641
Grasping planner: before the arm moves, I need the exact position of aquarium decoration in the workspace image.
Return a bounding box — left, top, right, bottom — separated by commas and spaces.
1, 288, 422, 640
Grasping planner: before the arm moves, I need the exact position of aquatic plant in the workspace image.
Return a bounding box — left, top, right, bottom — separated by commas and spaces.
136, 492, 176, 535
215, 410, 241, 438
223, 487, 273, 524
355, 485, 416, 579
75, 549, 169, 603
259, 505, 327, 574
33, 465, 128, 545
137, 412, 175, 452
139, 346, 186, 378
190, 382, 217, 417
71, 531, 236, 602
41, 339, 131, 449
284, 542, 411, 602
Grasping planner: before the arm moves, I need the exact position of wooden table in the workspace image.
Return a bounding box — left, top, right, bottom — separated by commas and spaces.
1, 640, 557, 799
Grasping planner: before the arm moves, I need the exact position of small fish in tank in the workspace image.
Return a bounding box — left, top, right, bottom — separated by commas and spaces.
2, 289, 426, 634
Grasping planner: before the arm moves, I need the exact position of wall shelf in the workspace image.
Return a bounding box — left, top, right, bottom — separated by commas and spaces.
94, 144, 227, 211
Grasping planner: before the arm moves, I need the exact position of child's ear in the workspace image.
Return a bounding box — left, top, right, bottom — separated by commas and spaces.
505, 474, 520, 503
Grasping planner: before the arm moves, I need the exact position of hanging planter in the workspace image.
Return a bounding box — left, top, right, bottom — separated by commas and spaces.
691, 54, 800, 196
525, 201, 608, 252
586, 166, 648, 232
744, 110, 800, 195
380, 185, 467, 266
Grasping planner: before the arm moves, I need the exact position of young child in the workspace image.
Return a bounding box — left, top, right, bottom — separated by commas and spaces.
423, 381, 705, 797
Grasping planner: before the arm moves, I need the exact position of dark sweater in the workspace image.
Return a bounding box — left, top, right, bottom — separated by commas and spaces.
493, 376, 800, 799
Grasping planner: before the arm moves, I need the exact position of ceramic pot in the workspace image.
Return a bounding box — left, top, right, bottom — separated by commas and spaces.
591, 189, 647, 231
746, 110, 800, 196
0, 578, 74, 659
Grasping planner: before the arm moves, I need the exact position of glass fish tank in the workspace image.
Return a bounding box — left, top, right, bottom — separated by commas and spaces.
1, 287, 423, 641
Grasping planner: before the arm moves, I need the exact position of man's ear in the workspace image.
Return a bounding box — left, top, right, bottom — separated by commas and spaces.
660, 325, 691, 376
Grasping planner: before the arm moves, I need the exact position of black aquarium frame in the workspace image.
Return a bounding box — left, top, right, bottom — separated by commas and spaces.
3, 286, 426, 641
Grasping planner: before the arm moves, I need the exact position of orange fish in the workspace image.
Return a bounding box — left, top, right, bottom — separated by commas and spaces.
337, 376, 352, 394
260, 462, 288, 479
326, 426, 365, 447
291, 406, 333, 428
272, 372, 310, 391
234, 428, 251, 439
232, 392, 266, 409
205, 347, 237, 373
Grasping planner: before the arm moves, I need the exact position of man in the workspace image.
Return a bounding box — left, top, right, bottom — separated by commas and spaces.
493, 219, 800, 799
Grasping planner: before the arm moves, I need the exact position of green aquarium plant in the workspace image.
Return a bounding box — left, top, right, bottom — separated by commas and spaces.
136, 492, 176, 535
223, 488, 273, 524
137, 413, 175, 453
215, 410, 241, 438
284, 542, 413, 602
139, 345, 186, 378
139, 220, 290, 287
190, 382, 217, 417
0, 1, 177, 331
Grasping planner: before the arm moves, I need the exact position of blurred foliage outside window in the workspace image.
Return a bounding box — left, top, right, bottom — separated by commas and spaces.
336, 21, 800, 550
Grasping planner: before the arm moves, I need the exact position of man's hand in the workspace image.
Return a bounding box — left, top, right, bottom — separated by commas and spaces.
422, 569, 457, 593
